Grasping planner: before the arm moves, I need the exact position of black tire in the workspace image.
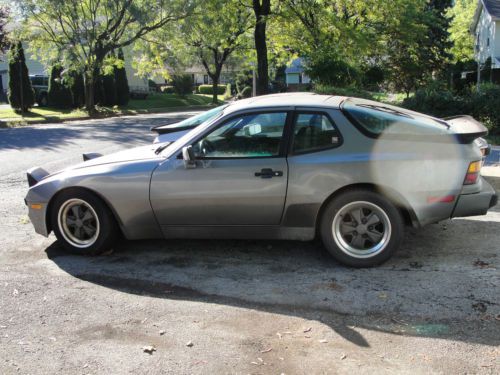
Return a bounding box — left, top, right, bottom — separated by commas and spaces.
50, 188, 118, 255
320, 189, 404, 267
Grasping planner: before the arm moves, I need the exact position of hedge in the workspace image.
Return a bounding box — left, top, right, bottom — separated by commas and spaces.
402, 84, 500, 134
198, 84, 226, 95
160, 85, 175, 94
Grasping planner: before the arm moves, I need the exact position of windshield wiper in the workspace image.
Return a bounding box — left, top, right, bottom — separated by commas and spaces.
154, 142, 171, 155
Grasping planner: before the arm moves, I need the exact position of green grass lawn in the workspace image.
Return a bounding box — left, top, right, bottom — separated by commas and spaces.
0, 94, 216, 127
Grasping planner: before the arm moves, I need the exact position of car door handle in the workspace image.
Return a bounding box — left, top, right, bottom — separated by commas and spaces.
255, 168, 283, 178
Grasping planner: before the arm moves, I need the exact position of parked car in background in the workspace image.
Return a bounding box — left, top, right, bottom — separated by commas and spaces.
29, 75, 49, 106
24, 93, 497, 267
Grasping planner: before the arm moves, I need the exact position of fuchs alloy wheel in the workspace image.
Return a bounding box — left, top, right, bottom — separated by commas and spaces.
320, 189, 404, 267
51, 189, 118, 255
58, 198, 100, 248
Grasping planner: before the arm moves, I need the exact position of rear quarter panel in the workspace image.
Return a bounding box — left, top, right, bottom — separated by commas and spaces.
284, 109, 477, 227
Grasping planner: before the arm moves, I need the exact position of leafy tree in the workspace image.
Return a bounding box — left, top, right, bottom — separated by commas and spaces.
20, 0, 191, 114
115, 49, 130, 106
447, 0, 476, 63
48, 64, 72, 108
421, 0, 453, 80
181, 0, 251, 103
8, 42, 35, 112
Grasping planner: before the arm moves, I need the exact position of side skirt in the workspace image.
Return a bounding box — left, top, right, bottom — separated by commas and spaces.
161, 225, 315, 241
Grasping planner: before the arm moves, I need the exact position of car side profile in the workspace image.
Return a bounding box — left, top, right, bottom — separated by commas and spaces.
25, 93, 497, 267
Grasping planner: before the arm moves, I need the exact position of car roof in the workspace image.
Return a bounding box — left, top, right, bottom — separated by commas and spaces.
224, 93, 347, 114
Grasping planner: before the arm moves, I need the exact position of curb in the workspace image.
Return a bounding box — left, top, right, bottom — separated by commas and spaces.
0, 105, 216, 128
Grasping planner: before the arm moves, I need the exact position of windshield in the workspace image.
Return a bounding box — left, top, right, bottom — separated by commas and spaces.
166, 105, 227, 129
342, 99, 449, 136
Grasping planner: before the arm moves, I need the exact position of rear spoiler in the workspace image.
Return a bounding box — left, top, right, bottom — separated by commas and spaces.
26, 167, 49, 187
151, 124, 197, 135
444, 115, 488, 144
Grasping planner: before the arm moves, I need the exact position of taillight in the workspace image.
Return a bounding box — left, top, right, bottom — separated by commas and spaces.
463, 161, 481, 185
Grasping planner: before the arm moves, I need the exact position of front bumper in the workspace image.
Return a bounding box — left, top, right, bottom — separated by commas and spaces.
451, 177, 498, 218
26, 201, 49, 237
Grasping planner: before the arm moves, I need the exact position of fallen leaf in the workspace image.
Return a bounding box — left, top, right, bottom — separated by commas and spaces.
186, 341, 194, 347
12, 289, 19, 296
340, 353, 347, 360
276, 332, 282, 339
142, 345, 156, 354
258, 357, 263, 362
319, 339, 328, 343
260, 348, 272, 353
378, 292, 387, 299
303, 327, 312, 333
251, 362, 259, 365
159, 330, 166, 335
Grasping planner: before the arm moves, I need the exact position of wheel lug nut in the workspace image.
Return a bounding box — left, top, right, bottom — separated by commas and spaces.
353, 231, 358, 236
361, 218, 367, 224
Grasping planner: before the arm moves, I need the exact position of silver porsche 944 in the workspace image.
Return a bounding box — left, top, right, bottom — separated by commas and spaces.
25, 93, 497, 267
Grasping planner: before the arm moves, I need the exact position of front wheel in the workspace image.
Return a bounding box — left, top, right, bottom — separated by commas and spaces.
51, 189, 118, 255
320, 190, 404, 267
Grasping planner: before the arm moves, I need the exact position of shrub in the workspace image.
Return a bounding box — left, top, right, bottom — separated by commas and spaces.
65, 69, 85, 108
313, 84, 375, 99
8, 42, 35, 112
402, 86, 465, 119
237, 86, 252, 99
469, 84, 500, 134
172, 74, 193, 96
224, 83, 231, 99
361, 66, 385, 90
401, 83, 500, 134
305, 55, 360, 87
115, 49, 130, 105
198, 84, 226, 95
160, 85, 175, 94
48, 64, 73, 108
101, 73, 117, 106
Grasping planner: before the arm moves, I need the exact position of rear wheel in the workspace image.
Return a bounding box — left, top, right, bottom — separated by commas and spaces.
51, 189, 118, 255
320, 190, 404, 267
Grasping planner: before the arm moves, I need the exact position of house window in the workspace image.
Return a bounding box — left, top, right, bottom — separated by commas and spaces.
487, 38, 490, 47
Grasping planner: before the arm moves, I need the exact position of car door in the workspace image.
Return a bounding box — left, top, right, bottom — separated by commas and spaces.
150, 111, 291, 226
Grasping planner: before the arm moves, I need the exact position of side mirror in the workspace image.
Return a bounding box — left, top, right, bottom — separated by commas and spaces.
182, 145, 196, 169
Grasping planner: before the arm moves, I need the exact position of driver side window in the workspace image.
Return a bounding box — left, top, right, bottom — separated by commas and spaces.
193, 112, 288, 158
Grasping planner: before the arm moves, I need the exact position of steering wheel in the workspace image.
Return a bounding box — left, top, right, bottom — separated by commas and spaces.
197, 139, 215, 156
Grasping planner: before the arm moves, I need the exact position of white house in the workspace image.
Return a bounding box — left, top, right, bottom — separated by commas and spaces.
285, 58, 311, 88
471, 0, 500, 81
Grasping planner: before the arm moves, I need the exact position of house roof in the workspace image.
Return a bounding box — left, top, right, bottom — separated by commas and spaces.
285, 58, 305, 74
471, 0, 500, 33
483, 0, 500, 18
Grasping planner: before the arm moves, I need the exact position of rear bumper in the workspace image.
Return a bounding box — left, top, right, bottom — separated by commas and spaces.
452, 177, 498, 218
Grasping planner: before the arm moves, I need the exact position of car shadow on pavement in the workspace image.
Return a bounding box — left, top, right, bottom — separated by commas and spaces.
45, 216, 500, 349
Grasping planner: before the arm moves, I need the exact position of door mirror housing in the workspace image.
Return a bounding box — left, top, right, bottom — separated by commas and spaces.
182, 145, 196, 169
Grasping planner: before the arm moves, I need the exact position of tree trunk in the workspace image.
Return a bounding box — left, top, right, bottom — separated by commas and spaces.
211, 77, 219, 104
84, 74, 96, 115
253, 0, 270, 96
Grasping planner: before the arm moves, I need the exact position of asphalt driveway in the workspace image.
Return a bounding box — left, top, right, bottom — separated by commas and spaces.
0, 114, 499, 374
